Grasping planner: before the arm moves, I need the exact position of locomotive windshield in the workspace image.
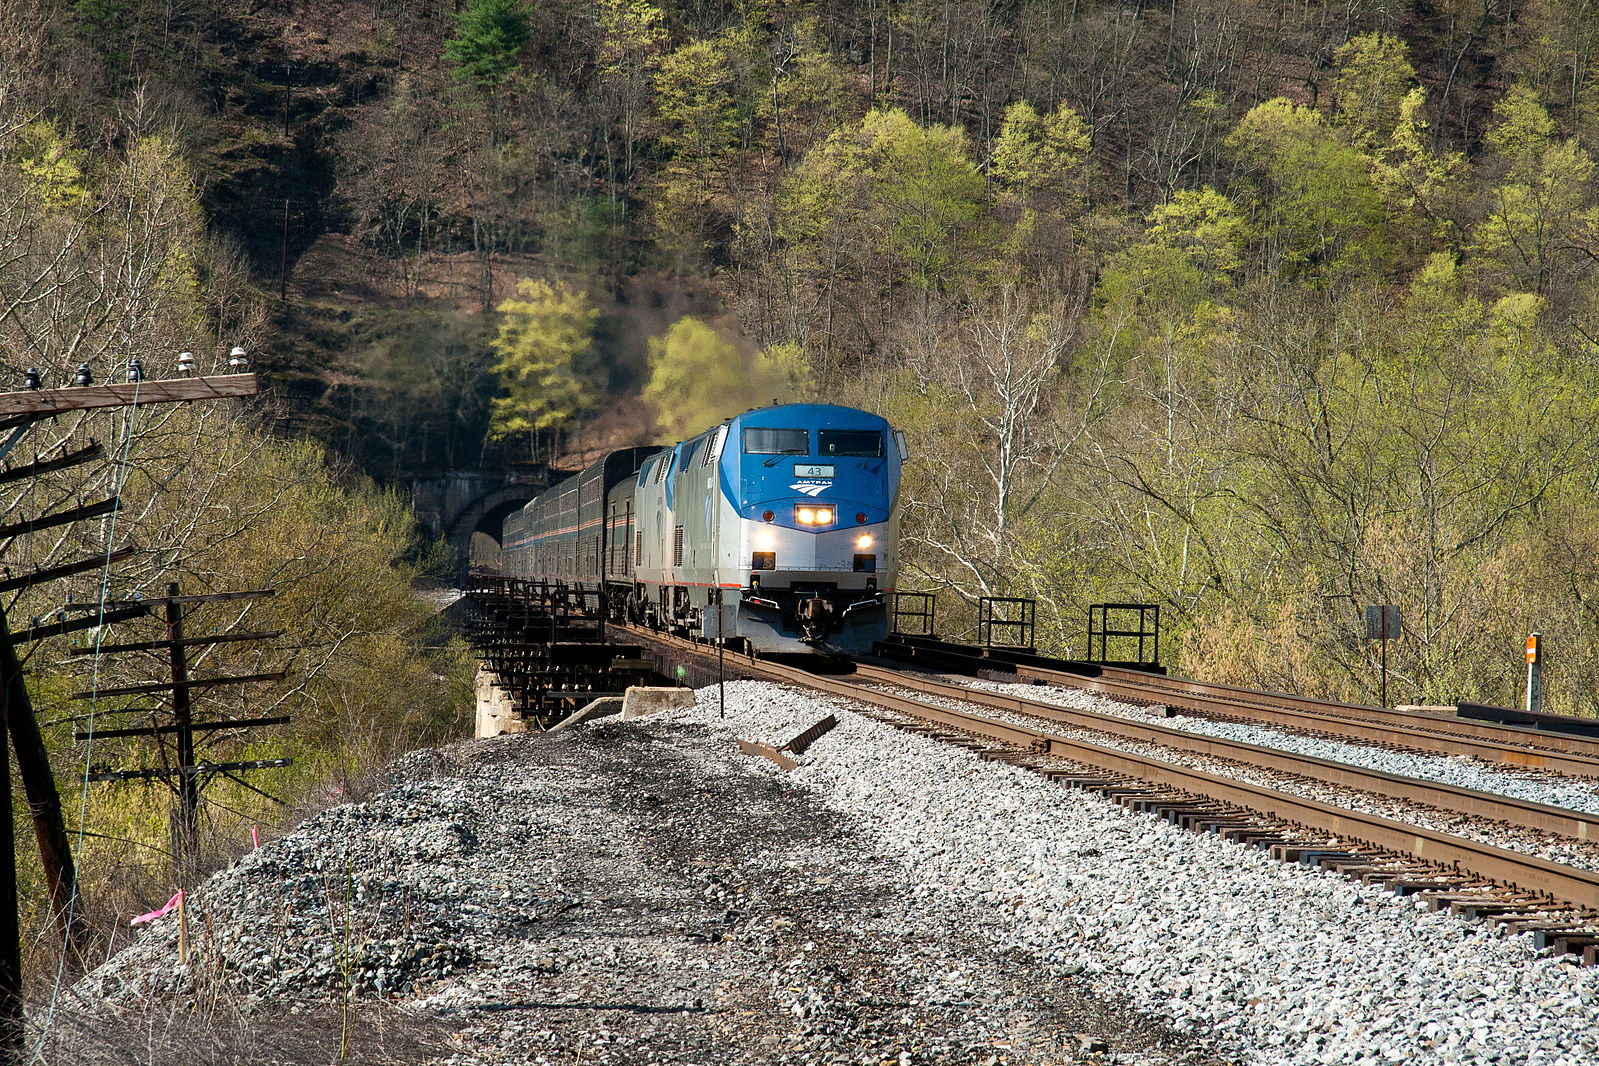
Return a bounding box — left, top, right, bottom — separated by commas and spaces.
818, 429, 883, 457
742, 427, 809, 454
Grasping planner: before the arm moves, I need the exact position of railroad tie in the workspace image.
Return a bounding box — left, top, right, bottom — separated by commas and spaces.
1496, 915, 1587, 938
1550, 933, 1599, 958
846, 677, 1599, 966
1448, 899, 1538, 922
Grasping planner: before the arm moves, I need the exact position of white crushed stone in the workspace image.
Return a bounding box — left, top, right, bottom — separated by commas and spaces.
857, 678, 1599, 872
975, 678, 1599, 814
679, 679, 1599, 1066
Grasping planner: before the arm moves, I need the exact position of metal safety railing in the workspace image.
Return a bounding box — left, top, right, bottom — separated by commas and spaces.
891, 591, 936, 636
978, 596, 1035, 651
1087, 603, 1160, 666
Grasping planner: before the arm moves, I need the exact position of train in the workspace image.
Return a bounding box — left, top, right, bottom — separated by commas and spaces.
501, 403, 904, 655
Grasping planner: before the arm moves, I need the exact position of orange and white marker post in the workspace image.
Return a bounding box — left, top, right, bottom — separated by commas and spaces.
1526, 632, 1544, 715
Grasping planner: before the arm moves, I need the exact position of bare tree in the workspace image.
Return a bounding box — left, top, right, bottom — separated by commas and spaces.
891, 283, 1103, 643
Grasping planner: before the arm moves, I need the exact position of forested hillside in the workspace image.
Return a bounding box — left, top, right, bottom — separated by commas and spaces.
8, 0, 1599, 720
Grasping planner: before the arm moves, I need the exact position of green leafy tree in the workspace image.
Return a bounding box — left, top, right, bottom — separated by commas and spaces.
1472, 85, 1599, 297
651, 35, 744, 264
762, 16, 848, 163
487, 279, 600, 461
1145, 187, 1246, 283
1228, 98, 1391, 280
12, 121, 87, 211
989, 100, 1091, 273
990, 99, 1090, 202
1330, 33, 1417, 150
595, 0, 667, 191
750, 342, 816, 402
642, 317, 747, 438
757, 125, 868, 349
642, 318, 814, 437
442, 0, 531, 314
654, 37, 740, 189
857, 109, 985, 297
1370, 87, 1463, 241
443, 0, 531, 93
761, 107, 984, 345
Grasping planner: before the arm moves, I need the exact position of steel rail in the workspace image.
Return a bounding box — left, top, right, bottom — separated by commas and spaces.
1015, 662, 1599, 778
846, 663, 1599, 843
882, 635, 1599, 767
606, 623, 1599, 909
729, 656, 1599, 910
1060, 659, 1599, 754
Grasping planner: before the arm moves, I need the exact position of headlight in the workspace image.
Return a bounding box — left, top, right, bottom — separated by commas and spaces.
797, 507, 815, 524
856, 533, 873, 549
815, 508, 833, 523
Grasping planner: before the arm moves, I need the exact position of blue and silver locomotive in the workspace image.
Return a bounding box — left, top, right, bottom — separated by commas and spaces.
501, 404, 904, 655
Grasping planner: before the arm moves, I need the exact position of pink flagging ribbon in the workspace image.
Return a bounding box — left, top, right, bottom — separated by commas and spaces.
130, 890, 183, 926
251, 825, 260, 849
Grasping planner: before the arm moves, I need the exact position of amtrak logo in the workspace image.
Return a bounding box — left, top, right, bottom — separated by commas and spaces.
790, 481, 829, 497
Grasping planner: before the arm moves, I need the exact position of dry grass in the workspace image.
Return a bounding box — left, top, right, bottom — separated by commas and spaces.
24, 769, 461, 1062
21, 754, 454, 1016
31, 993, 456, 1065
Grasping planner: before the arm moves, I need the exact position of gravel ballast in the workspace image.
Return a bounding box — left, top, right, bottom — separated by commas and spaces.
677, 682, 1599, 1066
53, 679, 1599, 1065
866, 678, 1599, 872
972, 679, 1599, 814
54, 692, 1199, 1066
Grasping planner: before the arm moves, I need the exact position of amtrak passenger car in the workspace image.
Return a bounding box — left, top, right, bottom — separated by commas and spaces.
633, 404, 903, 655
501, 404, 904, 656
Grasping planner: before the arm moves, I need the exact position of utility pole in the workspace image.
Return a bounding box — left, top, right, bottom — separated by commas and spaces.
0, 368, 260, 1062
75, 585, 288, 868
167, 583, 197, 848
0, 612, 23, 1062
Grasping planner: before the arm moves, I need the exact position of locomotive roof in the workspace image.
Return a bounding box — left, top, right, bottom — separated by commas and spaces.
729, 403, 888, 427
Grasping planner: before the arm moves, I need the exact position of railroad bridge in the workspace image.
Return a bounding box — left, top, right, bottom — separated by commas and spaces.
410, 469, 549, 573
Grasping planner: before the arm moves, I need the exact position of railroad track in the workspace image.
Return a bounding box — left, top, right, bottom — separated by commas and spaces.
845, 662, 1599, 843
609, 622, 1599, 959
876, 635, 1599, 776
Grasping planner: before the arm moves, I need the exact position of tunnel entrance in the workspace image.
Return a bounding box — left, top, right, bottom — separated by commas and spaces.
469, 499, 528, 571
